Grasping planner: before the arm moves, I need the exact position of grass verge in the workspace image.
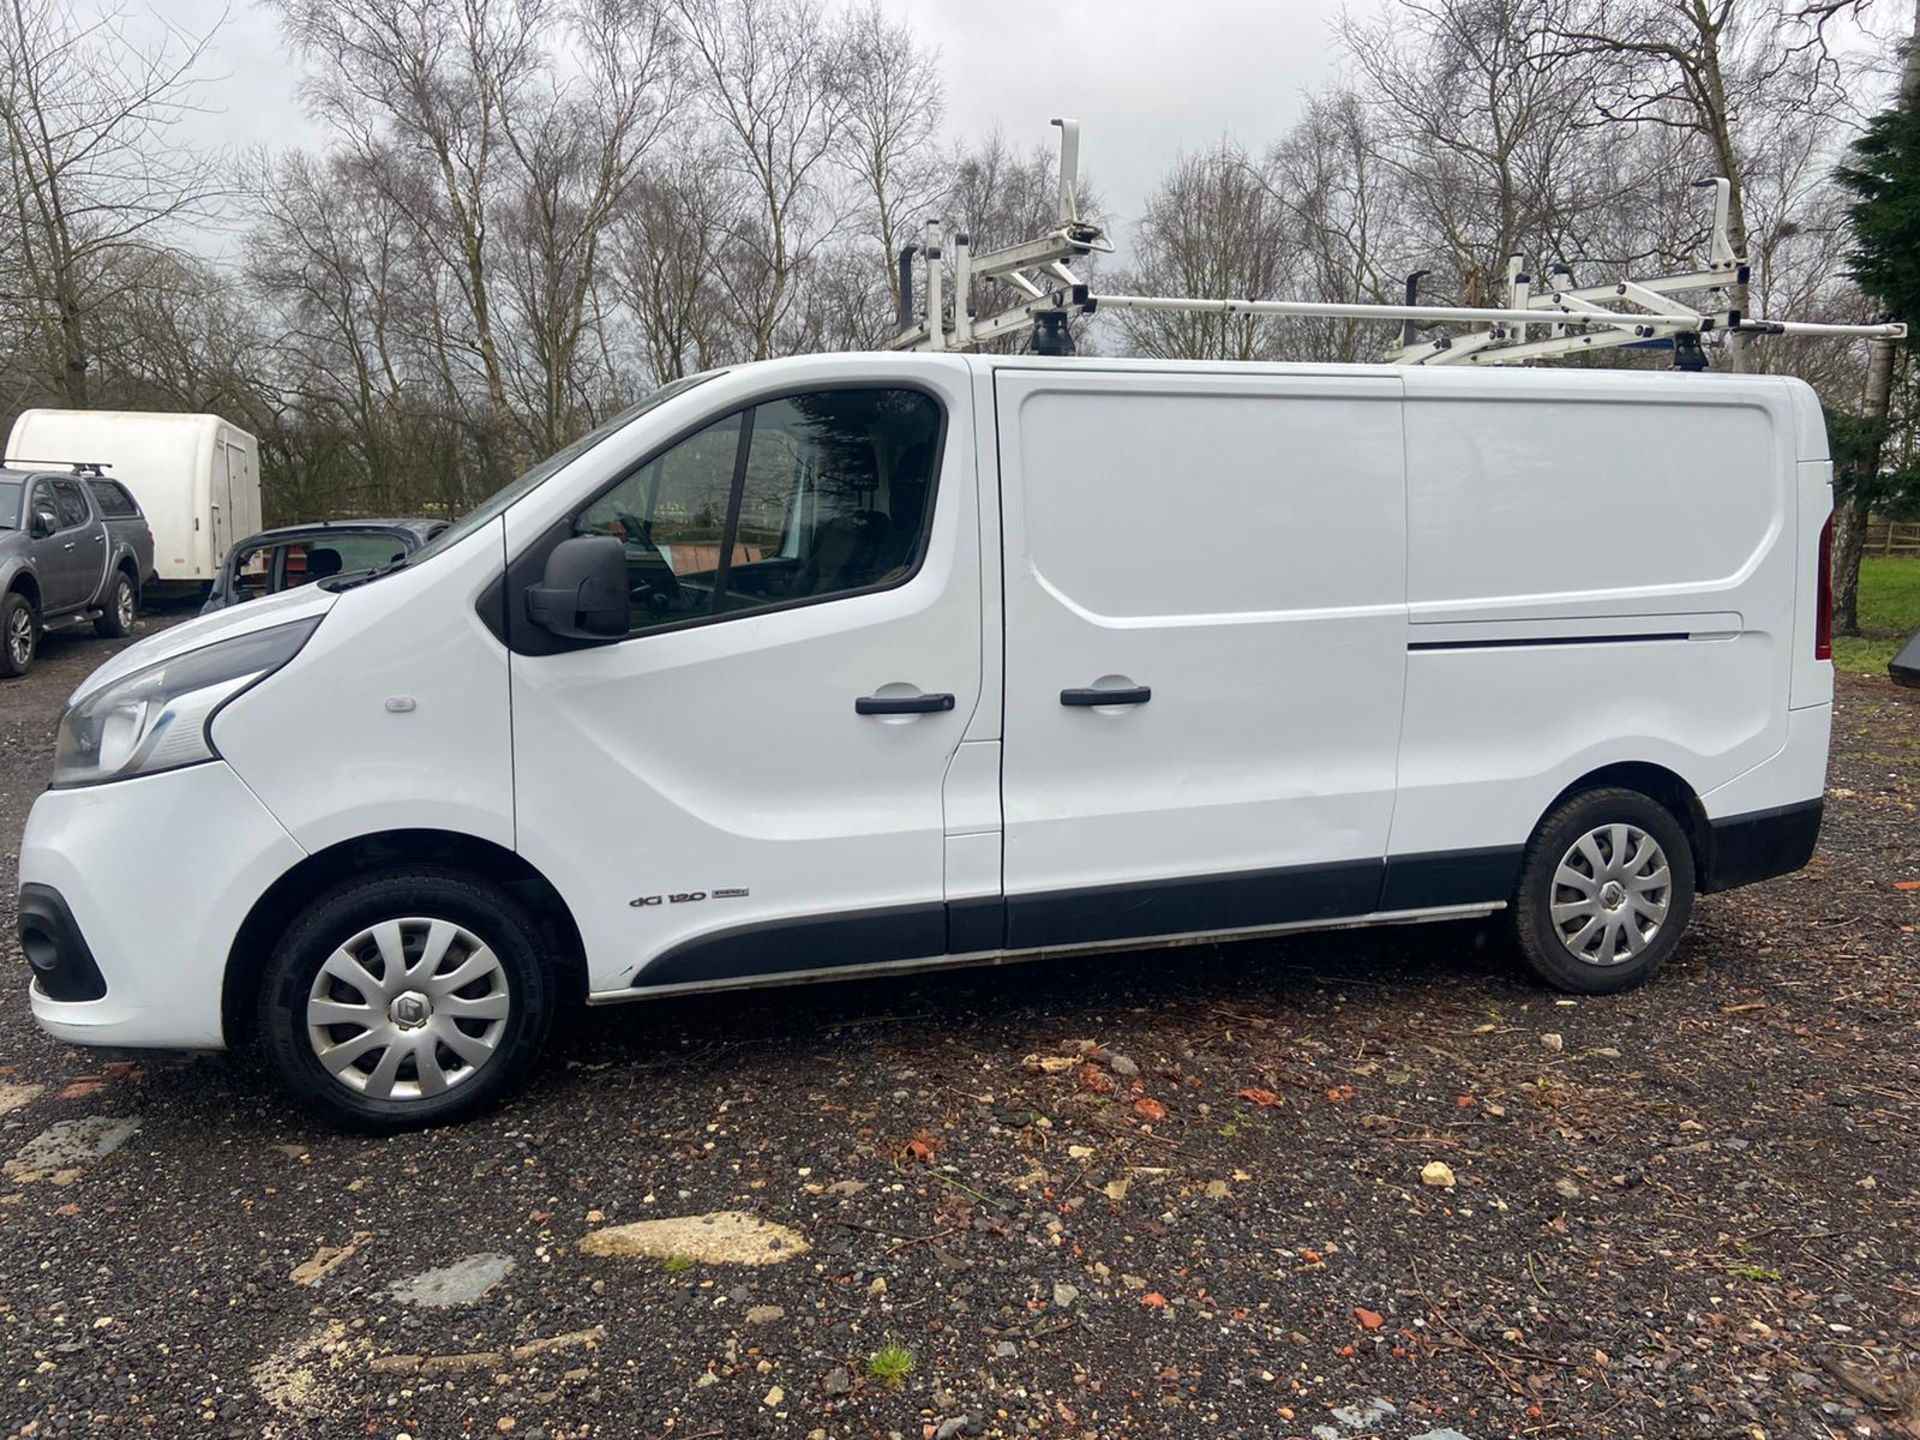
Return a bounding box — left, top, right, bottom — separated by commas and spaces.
1833, 557, 1920, 676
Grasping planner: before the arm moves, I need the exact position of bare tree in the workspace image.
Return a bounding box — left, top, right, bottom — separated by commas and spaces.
609, 147, 744, 381
673, 0, 847, 360
833, 0, 942, 287
1111, 142, 1295, 361
0, 0, 225, 407
268, 0, 551, 465
92, 248, 267, 420
249, 148, 421, 512
496, 0, 681, 450
1262, 91, 1411, 362
1553, 0, 1848, 368
1340, 0, 1611, 306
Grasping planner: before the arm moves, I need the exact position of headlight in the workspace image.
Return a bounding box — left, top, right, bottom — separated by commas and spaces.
52, 618, 320, 788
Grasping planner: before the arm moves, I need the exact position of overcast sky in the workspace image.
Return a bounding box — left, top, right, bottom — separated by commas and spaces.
162, 0, 1350, 236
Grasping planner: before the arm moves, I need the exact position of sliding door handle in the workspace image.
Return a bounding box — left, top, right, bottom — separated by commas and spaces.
1061, 685, 1151, 707
856, 692, 955, 716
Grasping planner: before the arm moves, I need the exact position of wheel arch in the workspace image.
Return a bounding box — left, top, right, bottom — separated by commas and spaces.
222, 828, 588, 1048
1540, 761, 1710, 883
7, 566, 40, 609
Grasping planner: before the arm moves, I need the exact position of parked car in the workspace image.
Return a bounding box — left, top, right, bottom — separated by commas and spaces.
17, 355, 1835, 1129
202, 519, 449, 613
0, 463, 155, 676
6, 409, 262, 596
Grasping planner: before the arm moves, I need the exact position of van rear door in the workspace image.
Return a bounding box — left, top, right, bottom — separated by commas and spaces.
993, 368, 1409, 949
211, 440, 238, 569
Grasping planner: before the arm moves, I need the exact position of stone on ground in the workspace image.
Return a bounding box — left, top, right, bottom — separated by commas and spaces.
578, 1211, 809, 1265
5, 1116, 140, 1180
389, 1253, 516, 1307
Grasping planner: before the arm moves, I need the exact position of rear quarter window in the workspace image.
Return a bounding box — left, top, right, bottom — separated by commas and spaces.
87, 481, 140, 518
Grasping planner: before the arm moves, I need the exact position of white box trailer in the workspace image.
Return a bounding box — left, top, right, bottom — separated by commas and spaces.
4, 410, 262, 586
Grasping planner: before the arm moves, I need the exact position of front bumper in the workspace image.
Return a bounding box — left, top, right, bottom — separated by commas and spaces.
21, 761, 306, 1050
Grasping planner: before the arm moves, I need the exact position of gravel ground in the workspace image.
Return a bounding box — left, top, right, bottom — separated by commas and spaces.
0, 618, 1915, 1440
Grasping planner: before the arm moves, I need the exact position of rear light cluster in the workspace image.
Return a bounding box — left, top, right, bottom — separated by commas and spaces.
1815, 511, 1834, 662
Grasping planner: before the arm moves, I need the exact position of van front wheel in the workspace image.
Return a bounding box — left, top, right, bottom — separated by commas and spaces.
1510, 787, 1696, 995
258, 871, 554, 1131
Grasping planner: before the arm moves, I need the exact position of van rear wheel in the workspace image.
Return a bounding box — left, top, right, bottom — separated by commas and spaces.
1510, 787, 1696, 994
258, 871, 554, 1131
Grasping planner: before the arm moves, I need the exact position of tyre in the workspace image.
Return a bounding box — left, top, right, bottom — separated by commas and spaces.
258, 870, 555, 1131
1510, 786, 1696, 995
94, 570, 137, 638
0, 591, 38, 677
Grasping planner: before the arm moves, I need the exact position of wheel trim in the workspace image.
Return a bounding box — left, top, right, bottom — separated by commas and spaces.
1550, 822, 1671, 966
305, 917, 512, 1102
8, 607, 33, 666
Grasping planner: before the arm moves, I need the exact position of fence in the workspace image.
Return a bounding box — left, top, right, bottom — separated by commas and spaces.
1865, 521, 1920, 558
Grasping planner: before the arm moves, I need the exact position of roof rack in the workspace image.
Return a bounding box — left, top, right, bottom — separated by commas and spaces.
0, 458, 113, 476
892, 122, 1906, 365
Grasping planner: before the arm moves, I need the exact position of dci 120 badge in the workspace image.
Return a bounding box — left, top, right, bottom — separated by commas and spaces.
630, 887, 750, 909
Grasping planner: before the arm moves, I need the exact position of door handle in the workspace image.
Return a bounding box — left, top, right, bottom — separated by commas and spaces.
60, 541, 75, 551
1061, 685, 1151, 706
856, 692, 955, 716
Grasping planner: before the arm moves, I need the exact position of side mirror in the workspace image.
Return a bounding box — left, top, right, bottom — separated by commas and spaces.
30, 508, 56, 539
525, 534, 629, 640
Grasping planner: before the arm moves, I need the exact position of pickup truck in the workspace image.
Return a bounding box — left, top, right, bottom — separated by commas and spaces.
0, 464, 156, 677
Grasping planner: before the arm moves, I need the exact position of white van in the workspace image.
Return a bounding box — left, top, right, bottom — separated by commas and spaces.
17, 355, 1833, 1129
5, 410, 263, 588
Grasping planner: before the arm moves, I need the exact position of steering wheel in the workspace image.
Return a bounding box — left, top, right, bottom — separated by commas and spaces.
612, 510, 683, 613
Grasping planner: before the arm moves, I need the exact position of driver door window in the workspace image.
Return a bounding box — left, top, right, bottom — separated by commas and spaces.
575, 414, 743, 632
571, 388, 943, 640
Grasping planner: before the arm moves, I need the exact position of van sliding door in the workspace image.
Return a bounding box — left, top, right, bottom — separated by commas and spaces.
994, 369, 1410, 950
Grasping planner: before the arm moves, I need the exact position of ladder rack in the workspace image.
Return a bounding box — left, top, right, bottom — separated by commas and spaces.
891, 122, 1906, 365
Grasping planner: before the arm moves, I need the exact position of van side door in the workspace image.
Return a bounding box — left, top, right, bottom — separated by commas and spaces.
993, 368, 1410, 950
507, 375, 983, 995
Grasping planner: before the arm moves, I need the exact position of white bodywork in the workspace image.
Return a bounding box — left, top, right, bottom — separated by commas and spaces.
19, 355, 1833, 1049
6, 410, 263, 583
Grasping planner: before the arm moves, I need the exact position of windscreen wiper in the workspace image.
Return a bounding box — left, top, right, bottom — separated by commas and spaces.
319, 555, 411, 593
